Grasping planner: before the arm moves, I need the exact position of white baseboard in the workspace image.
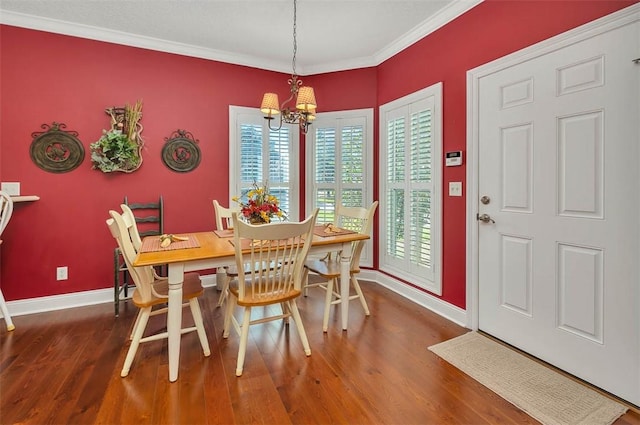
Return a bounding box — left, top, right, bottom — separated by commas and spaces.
1, 274, 218, 318
359, 270, 468, 327
1, 272, 468, 328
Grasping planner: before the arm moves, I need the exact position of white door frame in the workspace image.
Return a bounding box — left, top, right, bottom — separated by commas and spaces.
465, 3, 640, 330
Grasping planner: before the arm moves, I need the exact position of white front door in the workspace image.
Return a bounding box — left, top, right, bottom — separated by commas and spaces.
474, 12, 639, 404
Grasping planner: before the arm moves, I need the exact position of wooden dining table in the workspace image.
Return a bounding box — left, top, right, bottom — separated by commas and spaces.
133, 227, 369, 382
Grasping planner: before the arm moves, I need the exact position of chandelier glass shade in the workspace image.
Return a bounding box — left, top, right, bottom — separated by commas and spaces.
260, 0, 316, 134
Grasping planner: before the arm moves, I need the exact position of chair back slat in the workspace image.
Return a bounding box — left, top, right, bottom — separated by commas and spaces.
107, 210, 155, 302
232, 210, 318, 302
123, 195, 164, 238
120, 204, 144, 251
337, 201, 378, 272
213, 200, 239, 230
0, 191, 14, 238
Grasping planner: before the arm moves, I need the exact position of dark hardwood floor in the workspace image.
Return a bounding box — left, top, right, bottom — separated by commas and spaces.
1, 280, 639, 425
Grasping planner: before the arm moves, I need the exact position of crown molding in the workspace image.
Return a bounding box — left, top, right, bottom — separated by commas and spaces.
373, 0, 483, 66
1, 0, 484, 75
0, 10, 291, 73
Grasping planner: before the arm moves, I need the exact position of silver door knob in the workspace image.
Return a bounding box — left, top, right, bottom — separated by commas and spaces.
476, 213, 495, 224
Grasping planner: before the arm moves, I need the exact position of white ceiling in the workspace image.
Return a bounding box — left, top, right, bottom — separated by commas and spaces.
0, 0, 482, 75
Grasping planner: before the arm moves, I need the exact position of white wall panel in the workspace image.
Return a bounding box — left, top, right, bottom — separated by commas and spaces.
501, 77, 534, 109
556, 56, 604, 96
557, 111, 603, 218
557, 243, 603, 343
500, 235, 533, 316
501, 124, 533, 212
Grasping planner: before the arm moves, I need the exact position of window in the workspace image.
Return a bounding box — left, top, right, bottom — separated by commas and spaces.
229, 106, 300, 221
306, 109, 374, 266
379, 83, 442, 294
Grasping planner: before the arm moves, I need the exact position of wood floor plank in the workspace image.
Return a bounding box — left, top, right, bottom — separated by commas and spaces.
1, 281, 638, 424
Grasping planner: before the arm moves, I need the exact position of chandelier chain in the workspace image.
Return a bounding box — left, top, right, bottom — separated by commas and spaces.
292, 0, 297, 76
260, 0, 315, 135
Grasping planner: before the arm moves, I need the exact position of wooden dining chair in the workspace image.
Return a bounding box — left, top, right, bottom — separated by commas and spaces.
0, 191, 15, 331
213, 199, 237, 231
107, 209, 210, 377
212, 200, 240, 307
114, 196, 164, 316
303, 201, 378, 332
120, 203, 166, 281
223, 209, 318, 376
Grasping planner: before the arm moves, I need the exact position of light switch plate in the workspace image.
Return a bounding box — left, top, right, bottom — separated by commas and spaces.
449, 182, 462, 197
1, 182, 20, 196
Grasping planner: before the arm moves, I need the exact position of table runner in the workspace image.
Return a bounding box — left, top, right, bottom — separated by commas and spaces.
213, 229, 234, 238
228, 236, 304, 250
140, 234, 200, 252
313, 225, 356, 237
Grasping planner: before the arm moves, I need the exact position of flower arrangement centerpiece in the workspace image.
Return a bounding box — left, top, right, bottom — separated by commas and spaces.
232, 181, 286, 224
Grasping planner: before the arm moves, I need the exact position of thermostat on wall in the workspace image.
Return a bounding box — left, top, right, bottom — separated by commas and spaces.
445, 151, 463, 166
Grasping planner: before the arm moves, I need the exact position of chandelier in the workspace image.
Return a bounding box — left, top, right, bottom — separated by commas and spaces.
260, 0, 317, 135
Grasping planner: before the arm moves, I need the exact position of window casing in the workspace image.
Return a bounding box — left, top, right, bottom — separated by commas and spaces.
379, 83, 442, 294
305, 109, 374, 267
229, 106, 300, 221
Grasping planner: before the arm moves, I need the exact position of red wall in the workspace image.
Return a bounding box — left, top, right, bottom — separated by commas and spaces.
0, 0, 635, 307
377, 0, 637, 307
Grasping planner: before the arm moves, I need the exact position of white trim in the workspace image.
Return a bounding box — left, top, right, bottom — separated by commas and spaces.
363, 271, 467, 327
1, 275, 216, 318
228, 105, 301, 221
465, 3, 640, 330
307, 0, 484, 74
371, 0, 483, 69
0, 10, 287, 73
2, 273, 467, 328
305, 108, 375, 266
228, 105, 241, 207
0, 1, 483, 75
379, 83, 443, 295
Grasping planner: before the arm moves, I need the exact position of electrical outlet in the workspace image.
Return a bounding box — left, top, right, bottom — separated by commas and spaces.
56, 266, 68, 281
449, 181, 463, 197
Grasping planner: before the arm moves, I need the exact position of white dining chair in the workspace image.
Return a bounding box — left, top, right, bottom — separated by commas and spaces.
223, 209, 318, 376
0, 191, 15, 331
107, 209, 210, 377
303, 201, 378, 332
212, 200, 240, 307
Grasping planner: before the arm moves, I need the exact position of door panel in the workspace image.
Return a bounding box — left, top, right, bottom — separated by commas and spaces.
477, 19, 639, 404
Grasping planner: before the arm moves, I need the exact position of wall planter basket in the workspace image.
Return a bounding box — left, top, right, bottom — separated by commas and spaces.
90, 100, 144, 173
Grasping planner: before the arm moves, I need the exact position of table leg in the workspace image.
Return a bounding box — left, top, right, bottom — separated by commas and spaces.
340, 242, 352, 331
167, 263, 185, 382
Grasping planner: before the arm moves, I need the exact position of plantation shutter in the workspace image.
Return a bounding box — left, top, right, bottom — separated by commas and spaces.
230, 106, 299, 221
380, 84, 441, 293
314, 127, 336, 222
268, 127, 292, 217
306, 109, 374, 266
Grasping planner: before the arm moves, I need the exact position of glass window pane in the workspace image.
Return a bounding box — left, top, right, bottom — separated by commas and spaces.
342, 189, 362, 208
387, 117, 405, 183
341, 125, 364, 183
240, 124, 263, 184
315, 127, 335, 183
387, 188, 405, 259
316, 189, 335, 223
411, 109, 432, 182
269, 186, 290, 218
268, 128, 290, 184
410, 190, 431, 267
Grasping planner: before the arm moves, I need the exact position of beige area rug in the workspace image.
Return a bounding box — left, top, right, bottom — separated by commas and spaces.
428, 332, 627, 425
